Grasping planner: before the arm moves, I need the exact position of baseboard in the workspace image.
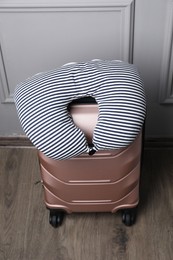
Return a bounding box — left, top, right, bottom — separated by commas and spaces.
0, 136, 33, 147
144, 138, 173, 148
0, 136, 173, 149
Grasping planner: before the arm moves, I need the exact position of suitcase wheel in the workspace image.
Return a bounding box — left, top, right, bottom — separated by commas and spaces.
122, 207, 137, 226
48, 208, 137, 228
49, 209, 65, 228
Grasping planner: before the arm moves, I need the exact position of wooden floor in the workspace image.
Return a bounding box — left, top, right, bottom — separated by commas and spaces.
0, 146, 173, 260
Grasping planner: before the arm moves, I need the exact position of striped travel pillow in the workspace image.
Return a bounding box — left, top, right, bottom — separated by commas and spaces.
14, 60, 146, 160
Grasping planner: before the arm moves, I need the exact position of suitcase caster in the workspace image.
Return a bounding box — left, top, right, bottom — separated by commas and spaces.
122, 207, 137, 226
49, 209, 65, 228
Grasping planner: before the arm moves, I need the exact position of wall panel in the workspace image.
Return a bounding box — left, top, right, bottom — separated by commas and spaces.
159, 0, 173, 103
0, 0, 135, 104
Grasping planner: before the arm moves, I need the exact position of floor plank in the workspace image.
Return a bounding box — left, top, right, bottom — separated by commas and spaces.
0, 147, 173, 260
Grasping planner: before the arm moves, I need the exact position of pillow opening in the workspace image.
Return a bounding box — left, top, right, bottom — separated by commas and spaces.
69, 96, 97, 106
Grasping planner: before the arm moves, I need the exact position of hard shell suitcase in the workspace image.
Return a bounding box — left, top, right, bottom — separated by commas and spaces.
14, 60, 146, 228
38, 101, 143, 228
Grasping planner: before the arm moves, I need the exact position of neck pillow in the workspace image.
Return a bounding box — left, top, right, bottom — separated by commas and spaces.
14, 60, 146, 160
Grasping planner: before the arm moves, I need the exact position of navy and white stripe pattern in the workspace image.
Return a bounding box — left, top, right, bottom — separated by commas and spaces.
14, 60, 146, 160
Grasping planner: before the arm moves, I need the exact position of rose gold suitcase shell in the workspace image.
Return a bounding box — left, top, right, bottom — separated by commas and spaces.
38, 103, 143, 225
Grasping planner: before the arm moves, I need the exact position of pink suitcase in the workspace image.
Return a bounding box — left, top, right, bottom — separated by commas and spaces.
38, 100, 143, 227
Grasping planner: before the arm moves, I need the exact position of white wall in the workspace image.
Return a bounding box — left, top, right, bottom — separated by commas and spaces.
0, 0, 173, 138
